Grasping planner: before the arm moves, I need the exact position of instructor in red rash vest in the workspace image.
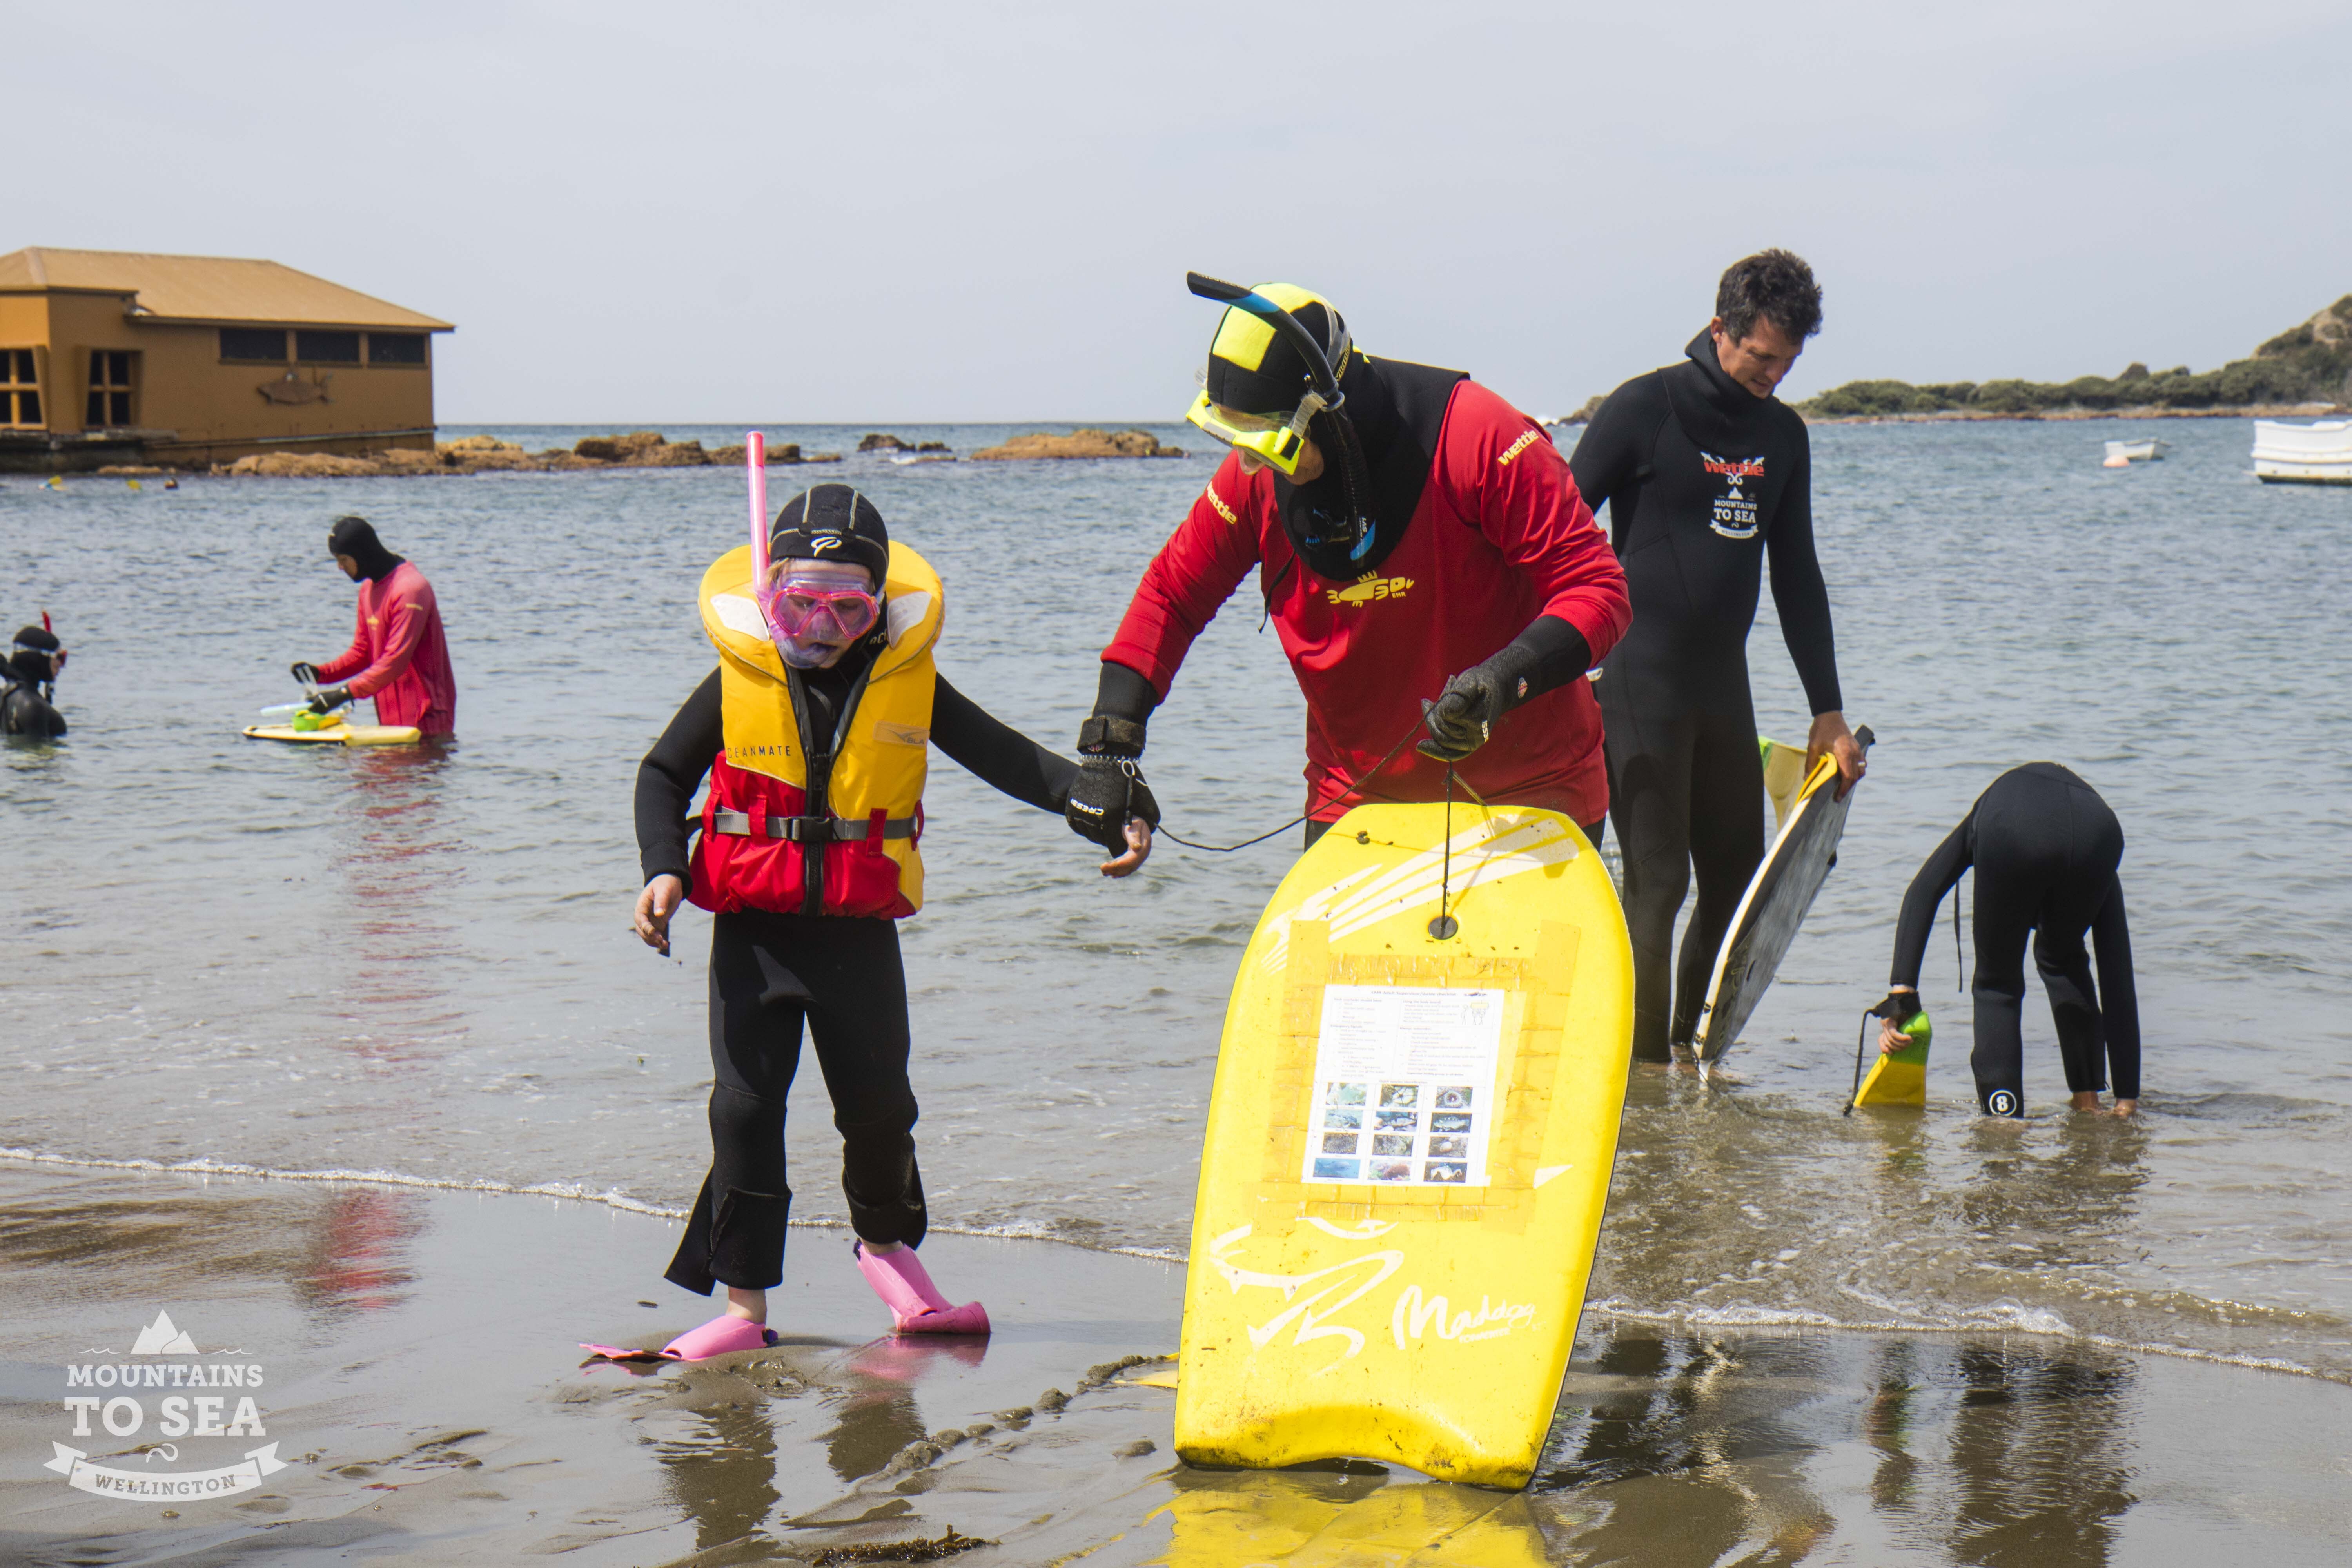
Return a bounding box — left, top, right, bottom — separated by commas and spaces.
1062, 277, 1628, 854
290, 515, 458, 736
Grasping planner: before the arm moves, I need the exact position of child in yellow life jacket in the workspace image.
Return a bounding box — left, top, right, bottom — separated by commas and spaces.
615, 484, 1157, 1362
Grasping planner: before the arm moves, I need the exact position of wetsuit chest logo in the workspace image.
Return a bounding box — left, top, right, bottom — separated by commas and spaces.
1700, 452, 1766, 539
1325, 575, 1414, 606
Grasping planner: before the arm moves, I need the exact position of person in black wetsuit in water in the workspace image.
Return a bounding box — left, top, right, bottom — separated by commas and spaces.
1872, 764, 2140, 1118
1570, 250, 1866, 1063
2, 624, 68, 739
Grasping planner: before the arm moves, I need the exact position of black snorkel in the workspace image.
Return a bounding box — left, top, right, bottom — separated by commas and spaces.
1187, 271, 1381, 568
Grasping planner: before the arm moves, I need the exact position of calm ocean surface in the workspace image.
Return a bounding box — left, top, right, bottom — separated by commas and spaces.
5, 414, 2349, 1384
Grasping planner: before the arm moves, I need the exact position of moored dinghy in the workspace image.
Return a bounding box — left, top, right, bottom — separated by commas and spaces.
2253, 419, 2352, 485
2102, 438, 2168, 466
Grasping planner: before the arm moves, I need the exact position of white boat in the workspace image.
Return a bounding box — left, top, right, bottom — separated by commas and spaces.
2103, 438, 2169, 464
2253, 419, 2352, 485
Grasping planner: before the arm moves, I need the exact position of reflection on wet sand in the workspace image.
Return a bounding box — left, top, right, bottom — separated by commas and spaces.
1152, 1466, 1562, 1567
296, 1187, 426, 1314
1947, 1345, 2135, 1568
657, 1397, 781, 1554
1543, 1332, 1833, 1565
641, 1334, 996, 1553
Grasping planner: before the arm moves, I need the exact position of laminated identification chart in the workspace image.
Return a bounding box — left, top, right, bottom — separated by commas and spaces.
1304, 986, 1504, 1187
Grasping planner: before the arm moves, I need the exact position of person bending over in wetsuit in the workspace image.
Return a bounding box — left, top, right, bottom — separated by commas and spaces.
290, 517, 458, 737
1570, 250, 1866, 1063
2, 624, 67, 739
1871, 763, 2139, 1118
626, 483, 1156, 1362
1068, 276, 1629, 855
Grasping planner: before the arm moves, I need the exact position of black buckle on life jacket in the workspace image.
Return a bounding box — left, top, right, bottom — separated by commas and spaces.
713, 809, 915, 843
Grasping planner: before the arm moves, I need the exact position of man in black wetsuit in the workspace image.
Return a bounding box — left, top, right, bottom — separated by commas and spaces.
1874, 764, 2140, 1118
2, 625, 68, 739
1570, 249, 1866, 1063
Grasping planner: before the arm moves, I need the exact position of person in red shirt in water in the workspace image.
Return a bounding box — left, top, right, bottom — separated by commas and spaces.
291, 516, 457, 736
1062, 276, 1629, 861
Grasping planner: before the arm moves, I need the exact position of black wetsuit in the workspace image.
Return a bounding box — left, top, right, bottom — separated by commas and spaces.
1889, 764, 2139, 1117
635, 660, 1078, 1294
0, 656, 65, 738
1570, 332, 1843, 1060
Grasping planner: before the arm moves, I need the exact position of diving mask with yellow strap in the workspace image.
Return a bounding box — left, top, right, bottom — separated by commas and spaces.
1185, 383, 1331, 477
1182, 274, 1353, 480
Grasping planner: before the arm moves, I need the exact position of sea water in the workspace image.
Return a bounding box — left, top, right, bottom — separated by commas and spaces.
4, 416, 2348, 1387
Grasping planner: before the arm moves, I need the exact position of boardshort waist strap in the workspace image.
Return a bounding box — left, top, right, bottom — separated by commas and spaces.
712, 809, 916, 843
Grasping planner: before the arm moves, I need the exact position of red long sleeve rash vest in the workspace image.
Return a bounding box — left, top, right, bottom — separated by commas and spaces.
313, 562, 457, 735
1103, 379, 1630, 826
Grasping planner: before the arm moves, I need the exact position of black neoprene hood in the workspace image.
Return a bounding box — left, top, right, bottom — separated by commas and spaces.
327, 516, 405, 583
1206, 298, 1348, 416
769, 483, 890, 585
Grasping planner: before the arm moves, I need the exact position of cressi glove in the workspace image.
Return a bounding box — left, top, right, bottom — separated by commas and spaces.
1065, 757, 1158, 853
308, 686, 352, 715
290, 661, 320, 685
1417, 645, 1541, 763
1067, 714, 1156, 852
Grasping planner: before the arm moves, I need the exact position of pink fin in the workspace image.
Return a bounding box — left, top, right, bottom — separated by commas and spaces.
661, 1314, 775, 1361
855, 1242, 990, 1336
895, 1300, 991, 1335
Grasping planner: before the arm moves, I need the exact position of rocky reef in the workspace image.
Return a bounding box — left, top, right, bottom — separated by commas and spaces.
215, 431, 846, 477
968, 428, 1183, 461
1796, 295, 2352, 421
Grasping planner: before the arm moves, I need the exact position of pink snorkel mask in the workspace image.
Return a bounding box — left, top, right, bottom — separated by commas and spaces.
746, 436, 883, 669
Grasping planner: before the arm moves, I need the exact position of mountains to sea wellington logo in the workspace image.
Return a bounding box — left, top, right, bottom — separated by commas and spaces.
1701, 451, 1766, 539
46, 1308, 289, 1501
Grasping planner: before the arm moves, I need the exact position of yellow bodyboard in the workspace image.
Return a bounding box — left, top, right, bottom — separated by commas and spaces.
243, 720, 422, 746
1174, 803, 1634, 1489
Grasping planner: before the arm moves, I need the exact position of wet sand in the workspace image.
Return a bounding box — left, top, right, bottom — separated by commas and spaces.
3, 1161, 2348, 1565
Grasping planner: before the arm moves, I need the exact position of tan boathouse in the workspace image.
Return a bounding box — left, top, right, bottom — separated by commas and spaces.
0, 248, 453, 471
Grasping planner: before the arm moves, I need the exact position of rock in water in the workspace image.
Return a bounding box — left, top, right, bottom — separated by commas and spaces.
968, 428, 1183, 461
223, 451, 384, 477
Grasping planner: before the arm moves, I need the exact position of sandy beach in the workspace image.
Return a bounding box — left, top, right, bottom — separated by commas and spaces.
5, 1159, 2347, 1565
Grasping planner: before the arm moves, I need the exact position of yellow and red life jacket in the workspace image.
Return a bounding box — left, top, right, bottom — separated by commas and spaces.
686, 541, 943, 919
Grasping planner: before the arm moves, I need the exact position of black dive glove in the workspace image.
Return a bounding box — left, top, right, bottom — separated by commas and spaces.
1418, 644, 1543, 763
290, 661, 320, 685
308, 686, 353, 715
1869, 990, 1926, 1027
1065, 715, 1160, 853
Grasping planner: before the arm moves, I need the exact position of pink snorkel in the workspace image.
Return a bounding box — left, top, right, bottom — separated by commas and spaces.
746, 431, 770, 592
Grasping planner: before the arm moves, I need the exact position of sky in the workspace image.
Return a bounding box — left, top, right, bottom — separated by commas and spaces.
18, 1, 2351, 423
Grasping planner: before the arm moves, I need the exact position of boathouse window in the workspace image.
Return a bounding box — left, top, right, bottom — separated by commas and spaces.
85, 350, 135, 428
220, 328, 287, 363
2, 349, 40, 428
368, 332, 427, 366
295, 330, 362, 364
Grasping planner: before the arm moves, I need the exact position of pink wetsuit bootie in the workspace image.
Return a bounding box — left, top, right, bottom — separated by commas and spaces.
854, 1241, 990, 1335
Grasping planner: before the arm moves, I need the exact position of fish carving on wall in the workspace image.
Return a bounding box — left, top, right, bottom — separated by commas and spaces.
258, 371, 332, 406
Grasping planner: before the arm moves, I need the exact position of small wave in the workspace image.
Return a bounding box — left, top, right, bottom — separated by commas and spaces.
0, 1146, 1187, 1263
0, 1146, 695, 1218
1585, 1295, 2347, 1384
